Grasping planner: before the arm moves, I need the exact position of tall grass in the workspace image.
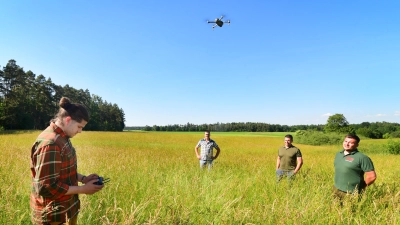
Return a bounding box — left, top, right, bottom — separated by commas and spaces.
0, 131, 399, 224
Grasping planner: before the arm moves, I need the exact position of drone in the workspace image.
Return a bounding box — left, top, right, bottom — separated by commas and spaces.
207, 15, 230, 30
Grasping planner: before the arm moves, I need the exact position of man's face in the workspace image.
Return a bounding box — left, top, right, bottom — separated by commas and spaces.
343, 137, 358, 151
64, 117, 87, 138
204, 132, 210, 139
284, 137, 292, 148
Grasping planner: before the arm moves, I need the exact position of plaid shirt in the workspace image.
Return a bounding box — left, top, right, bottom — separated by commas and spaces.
30, 122, 80, 224
196, 138, 219, 160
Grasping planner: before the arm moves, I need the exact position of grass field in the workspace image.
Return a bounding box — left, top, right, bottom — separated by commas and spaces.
1, 131, 399, 224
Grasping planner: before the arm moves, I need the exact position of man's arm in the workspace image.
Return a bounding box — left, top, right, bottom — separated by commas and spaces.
213, 146, 221, 159
32, 145, 70, 199
365, 170, 377, 186
33, 145, 103, 197
276, 156, 281, 170
195, 146, 201, 159
65, 180, 103, 195
294, 157, 303, 174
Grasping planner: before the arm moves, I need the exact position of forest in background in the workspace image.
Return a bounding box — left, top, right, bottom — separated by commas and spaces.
0, 59, 125, 131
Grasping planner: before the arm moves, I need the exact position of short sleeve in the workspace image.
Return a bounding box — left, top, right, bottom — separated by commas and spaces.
213, 141, 219, 148
296, 149, 302, 157
360, 156, 375, 172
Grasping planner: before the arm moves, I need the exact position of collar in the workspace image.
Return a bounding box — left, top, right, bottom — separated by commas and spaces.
341, 149, 359, 155
50, 122, 68, 139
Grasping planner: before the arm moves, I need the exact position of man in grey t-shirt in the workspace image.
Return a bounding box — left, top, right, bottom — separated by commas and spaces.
195, 130, 221, 169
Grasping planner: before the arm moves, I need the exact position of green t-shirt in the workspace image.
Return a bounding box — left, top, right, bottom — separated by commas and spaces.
278, 145, 302, 171
334, 149, 375, 193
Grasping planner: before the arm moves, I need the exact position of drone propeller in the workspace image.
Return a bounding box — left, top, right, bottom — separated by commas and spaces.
205, 18, 214, 23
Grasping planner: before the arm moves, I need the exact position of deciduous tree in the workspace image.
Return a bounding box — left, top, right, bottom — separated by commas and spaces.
324, 113, 354, 134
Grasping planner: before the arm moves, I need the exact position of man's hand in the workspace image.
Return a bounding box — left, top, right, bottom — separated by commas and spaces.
82, 179, 104, 195
82, 174, 99, 184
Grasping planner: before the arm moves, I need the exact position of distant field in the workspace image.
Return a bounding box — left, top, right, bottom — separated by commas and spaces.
126, 131, 293, 137
1, 131, 399, 224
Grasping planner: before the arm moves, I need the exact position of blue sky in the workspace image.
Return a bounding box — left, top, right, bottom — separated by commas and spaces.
1, 1, 399, 126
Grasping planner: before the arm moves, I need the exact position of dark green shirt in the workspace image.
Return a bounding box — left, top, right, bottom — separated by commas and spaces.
334, 149, 375, 193
278, 145, 302, 171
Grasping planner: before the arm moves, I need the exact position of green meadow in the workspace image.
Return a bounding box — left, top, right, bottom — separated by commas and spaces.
1, 131, 399, 224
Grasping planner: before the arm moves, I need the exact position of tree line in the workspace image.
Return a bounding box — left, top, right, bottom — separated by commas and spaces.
135, 122, 325, 132
0, 59, 125, 131
127, 114, 400, 139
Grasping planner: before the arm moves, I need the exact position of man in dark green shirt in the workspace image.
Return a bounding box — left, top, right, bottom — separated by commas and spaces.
276, 134, 303, 183
333, 134, 376, 199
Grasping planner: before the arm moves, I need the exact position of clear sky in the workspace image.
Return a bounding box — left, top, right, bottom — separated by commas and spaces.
1, 1, 399, 126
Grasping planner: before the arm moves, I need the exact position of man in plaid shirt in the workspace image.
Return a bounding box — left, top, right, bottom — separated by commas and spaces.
195, 130, 221, 169
30, 97, 103, 225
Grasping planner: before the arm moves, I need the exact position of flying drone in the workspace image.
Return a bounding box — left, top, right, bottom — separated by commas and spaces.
207, 15, 230, 30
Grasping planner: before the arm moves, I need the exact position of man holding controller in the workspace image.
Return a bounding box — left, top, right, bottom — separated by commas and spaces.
30, 97, 104, 225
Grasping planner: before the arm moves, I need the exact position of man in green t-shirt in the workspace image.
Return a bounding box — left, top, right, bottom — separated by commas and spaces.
333, 134, 377, 199
276, 134, 303, 183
